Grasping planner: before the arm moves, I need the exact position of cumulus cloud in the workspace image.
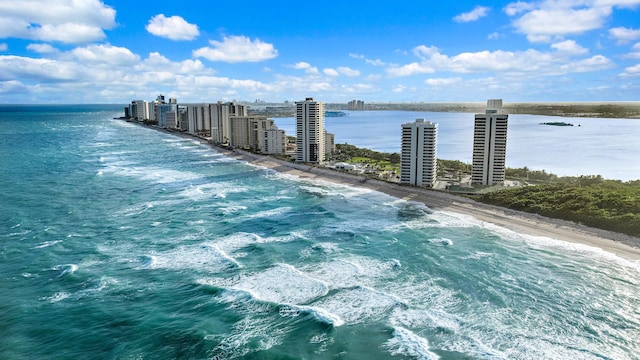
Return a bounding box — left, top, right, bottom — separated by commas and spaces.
609, 27, 640, 44
0, 0, 116, 43
388, 44, 613, 77
72, 44, 139, 65
323, 68, 339, 76
292, 61, 319, 74
0, 55, 81, 82
620, 63, 640, 76
349, 53, 386, 66
551, 40, 589, 55
145, 14, 199, 41
193, 35, 277, 63
503, 0, 635, 43
27, 43, 58, 53
453, 6, 491, 23
325, 66, 361, 77
425, 77, 463, 86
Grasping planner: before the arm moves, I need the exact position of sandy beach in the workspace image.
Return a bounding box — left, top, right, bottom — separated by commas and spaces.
157, 127, 640, 261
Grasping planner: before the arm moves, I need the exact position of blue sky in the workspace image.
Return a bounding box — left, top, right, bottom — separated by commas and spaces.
1, 0, 639, 104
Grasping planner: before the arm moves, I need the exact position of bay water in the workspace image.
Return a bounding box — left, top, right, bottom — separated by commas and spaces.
1, 105, 639, 359
278, 110, 640, 181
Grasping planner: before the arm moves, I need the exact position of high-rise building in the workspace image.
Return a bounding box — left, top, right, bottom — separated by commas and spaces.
262, 125, 287, 154
400, 119, 438, 187
348, 99, 365, 110
296, 98, 325, 163
229, 116, 274, 151
471, 99, 508, 185
324, 130, 335, 156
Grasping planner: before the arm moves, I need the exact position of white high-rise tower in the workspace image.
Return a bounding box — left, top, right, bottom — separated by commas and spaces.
400, 119, 438, 187
471, 99, 508, 185
296, 98, 325, 163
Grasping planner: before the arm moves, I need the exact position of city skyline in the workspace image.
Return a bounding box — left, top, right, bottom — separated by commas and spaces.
1, 0, 640, 104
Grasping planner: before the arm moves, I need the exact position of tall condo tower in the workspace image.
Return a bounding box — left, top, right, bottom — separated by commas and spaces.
296, 98, 325, 163
471, 99, 508, 185
400, 118, 438, 187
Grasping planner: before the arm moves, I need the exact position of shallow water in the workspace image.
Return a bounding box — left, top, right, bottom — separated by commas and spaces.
1, 105, 639, 359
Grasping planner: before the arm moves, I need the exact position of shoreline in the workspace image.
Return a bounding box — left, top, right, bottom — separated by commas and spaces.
149, 125, 640, 261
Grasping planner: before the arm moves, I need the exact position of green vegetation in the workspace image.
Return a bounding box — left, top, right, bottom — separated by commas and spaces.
479, 176, 640, 237
328, 143, 640, 237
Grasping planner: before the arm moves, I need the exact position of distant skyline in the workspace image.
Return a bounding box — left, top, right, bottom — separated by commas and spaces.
1, 0, 639, 104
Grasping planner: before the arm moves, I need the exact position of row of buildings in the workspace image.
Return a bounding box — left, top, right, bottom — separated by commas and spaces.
124, 96, 507, 188
399, 99, 508, 187
124, 96, 335, 160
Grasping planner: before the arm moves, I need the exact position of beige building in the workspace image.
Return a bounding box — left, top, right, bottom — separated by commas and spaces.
263, 125, 287, 154
229, 116, 274, 151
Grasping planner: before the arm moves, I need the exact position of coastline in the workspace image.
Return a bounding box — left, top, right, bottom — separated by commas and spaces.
150, 125, 640, 261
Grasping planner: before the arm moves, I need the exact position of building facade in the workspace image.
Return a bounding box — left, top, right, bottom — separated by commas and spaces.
471, 99, 508, 185
262, 125, 287, 154
296, 98, 325, 163
400, 119, 438, 187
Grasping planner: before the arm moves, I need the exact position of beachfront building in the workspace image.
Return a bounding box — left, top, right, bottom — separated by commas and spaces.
129, 100, 150, 120
324, 130, 335, 156
185, 104, 213, 136
229, 116, 274, 151
400, 118, 438, 187
471, 99, 508, 185
211, 102, 248, 145
262, 125, 287, 154
157, 103, 178, 128
296, 98, 325, 163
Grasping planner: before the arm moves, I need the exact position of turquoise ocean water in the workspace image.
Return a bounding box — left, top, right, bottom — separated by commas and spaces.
1, 105, 639, 359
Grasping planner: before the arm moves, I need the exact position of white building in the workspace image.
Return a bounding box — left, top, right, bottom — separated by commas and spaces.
471, 99, 508, 185
400, 118, 438, 187
296, 98, 325, 163
262, 125, 287, 154
130, 100, 149, 120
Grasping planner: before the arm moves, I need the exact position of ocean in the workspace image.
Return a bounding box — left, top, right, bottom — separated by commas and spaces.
1, 105, 639, 359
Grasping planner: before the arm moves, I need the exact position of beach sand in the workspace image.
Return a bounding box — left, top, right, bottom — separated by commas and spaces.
156, 127, 640, 261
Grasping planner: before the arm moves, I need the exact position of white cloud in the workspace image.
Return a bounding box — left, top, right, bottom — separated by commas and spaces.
338, 66, 360, 76
505, 1, 613, 43
0, 43, 7, 51
488, 32, 500, 39
620, 63, 640, 76
551, 40, 589, 55
349, 53, 386, 66
387, 62, 435, 77
609, 27, 640, 44
425, 77, 463, 86
193, 35, 277, 63
0, 55, 81, 81
292, 61, 319, 74
27, 43, 58, 53
453, 6, 491, 23
323, 68, 339, 76
145, 14, 199, 41
388, 44, 613, 77
72, 44, 139, 66
323, 67, 360, 77
0, 0, 116, 43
